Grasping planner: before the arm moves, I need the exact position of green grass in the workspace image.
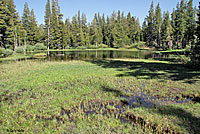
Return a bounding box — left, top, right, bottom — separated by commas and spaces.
32, 53, 47, 58
0, 54, 31, 62
47, 48, 141, 52
0, 59, 199, 133
155, 49, 186, 53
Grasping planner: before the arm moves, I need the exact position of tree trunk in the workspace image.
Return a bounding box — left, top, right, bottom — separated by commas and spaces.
19, 36, 21, 48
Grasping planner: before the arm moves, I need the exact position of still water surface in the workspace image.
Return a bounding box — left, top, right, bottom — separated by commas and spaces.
46, 50, 155, 61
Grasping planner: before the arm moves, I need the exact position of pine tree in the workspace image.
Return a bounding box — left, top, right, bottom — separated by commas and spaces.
91, 18, 98, 47
6, 0, 22, 50
110, 11, 117, 47
44, 0, 51, 50
102, 13, 106, 45
185, 0, 196, 46
51, 0, 61, 49
127, 12, 134, 44
97, 13, 103, 45
175, 0, 187, 49
171, 8, 176, 49
122, 12, 130, 45
71, 15, 79, 47
81, 13, 88, 46
191, 2, 200, 65
104, 16, 111, 46
135, 18, 141, 42
115, 10, 124, 47
161, 11, 172, 49
81, 13, 87, 33
37, 24, 44, 43
155, 3, 162, 47
21, 2, 31, 45
63, 18, 71, 48
142, 20, 148, 42
0, 0, 10, 48
146, 1, 155, 46
29, 9, 38, 45
78, 10, 81, 27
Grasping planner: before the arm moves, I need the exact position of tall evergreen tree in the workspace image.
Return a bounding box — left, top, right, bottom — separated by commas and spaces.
104, 16, 111, 46
122, 12, 130, 45
29, 9, 38, 45
161, 11, 172, 49
146, 1, 155, 46
50, 0, 61, 49
102, 13, 106, 45
21, 2, 30, 45
115, 10, 124, 47
62, 18, 71, 48
37, 24, 44, 43
135, 18, 141, 42
142, 20, 148, 42
191, 2, 200, 65
0, 0, 10, 48
6, 0, 22, 50
44, 0, 51, 50
155, 3, 162, 47
127, 12, 134, 44
71, 15, 79, 47
171, 8, 176, 49
91, 18, 98, 47
97, 13, 103, 45
81, 13, 89, 47
175, 0, 187, 49
110, 11, 117, 47
185, 0, 196, 46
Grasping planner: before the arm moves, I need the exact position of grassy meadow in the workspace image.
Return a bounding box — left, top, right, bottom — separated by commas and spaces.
0, 58, 200, 133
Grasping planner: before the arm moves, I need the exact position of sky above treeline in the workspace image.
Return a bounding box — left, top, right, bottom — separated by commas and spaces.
15, 0, 198, 25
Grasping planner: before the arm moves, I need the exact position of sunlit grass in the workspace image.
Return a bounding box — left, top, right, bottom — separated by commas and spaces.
0, 60, 199, 133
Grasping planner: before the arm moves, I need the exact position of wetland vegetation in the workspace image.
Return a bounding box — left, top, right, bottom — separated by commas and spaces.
0, 54, 200, 133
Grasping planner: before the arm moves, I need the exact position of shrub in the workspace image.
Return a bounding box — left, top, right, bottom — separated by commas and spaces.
33, 53, 47, 58
64, 46, 71, 49
34, 43, 47, 51
26, 45, 34, 52
88, 45, 98, 49
99, 44, 108, 48
16, 47, 24, 54
77, 46, 87, 49
0, 48, 6, 57
0, 48, 13, 57
113, 45, 120, 49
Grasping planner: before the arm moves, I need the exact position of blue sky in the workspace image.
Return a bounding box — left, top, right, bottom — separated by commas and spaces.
15, 0, 198, 25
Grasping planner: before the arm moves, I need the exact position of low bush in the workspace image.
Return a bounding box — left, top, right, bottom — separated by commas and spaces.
77, 46, 87, 49
34, 43, 47, 51
16, 47, 24, 54
0, 48, 6, 57
5, 49, 14, 56
136, 42, 146, 49
88, 45, 98, 49
99, 44, 108, 48
64, 46, 71, 49
26, 45, 34, 52
0, 48, 13, 57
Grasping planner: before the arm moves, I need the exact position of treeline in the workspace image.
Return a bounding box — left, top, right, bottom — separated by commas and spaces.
0, 0, 198, 51
44, 0, 142, 49
143, 0, 197, 50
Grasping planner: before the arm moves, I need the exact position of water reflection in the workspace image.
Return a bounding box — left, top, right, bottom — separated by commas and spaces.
1, 50, 184, 63
48, 50, 153, 61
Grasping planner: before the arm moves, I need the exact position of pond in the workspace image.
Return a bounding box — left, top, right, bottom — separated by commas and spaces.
46, 50, 154, 61
1, 50, 179, 62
